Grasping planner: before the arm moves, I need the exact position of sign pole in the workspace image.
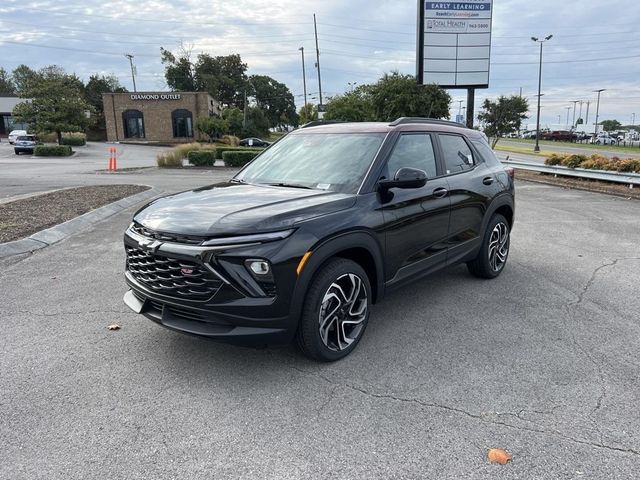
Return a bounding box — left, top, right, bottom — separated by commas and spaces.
466, 88, 475, 129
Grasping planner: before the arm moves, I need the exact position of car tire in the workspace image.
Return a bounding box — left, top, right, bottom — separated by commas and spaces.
14, 149, 20, 155
467, 213, 511, 279
296, 258, 371, 362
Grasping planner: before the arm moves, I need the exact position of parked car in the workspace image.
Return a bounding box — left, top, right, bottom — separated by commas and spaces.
542, 130, 577, 142
239, 137, 271, 148
122, 118, 515, 361
13, 135, 39, 155
575, 132, 591, 141
8, 130, 27, 144
521, 130, 538, 139
590, 134, 617, 145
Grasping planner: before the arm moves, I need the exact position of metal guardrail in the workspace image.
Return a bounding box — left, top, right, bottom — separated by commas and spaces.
501, 159, 640, 188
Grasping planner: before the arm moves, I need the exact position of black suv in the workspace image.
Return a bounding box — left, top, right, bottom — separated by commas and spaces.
123, 118, 514, 361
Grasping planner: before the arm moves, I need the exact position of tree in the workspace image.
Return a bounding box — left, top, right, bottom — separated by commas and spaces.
298, 103, 318, 124
222, 107, 244, 136
324, 85, 375, 122
11, 65, 37, 95
242, 106, 269, 138
369, 72, 451, 121
160, 45, 196, 91
600, 119, 622, 132
85, 74, 127, 129
0, 68, 15, 94
12, 66, 93, 144
160, 46, 249, 108
196, 53, 247, 108
248, 75, 297, 129
477, 95, 529, 147
196, 116, 228, 141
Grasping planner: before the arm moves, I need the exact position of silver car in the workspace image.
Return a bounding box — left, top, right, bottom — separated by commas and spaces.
14, 135, 39, 155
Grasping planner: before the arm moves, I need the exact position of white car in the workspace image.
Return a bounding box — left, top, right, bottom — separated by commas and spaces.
590, 135, 617, 145
8, 130, 27, 144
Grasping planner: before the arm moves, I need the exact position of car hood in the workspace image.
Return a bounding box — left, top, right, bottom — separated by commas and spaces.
134, 182, 356, 237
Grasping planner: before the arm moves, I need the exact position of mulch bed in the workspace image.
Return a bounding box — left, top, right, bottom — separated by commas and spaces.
0, 185, 150, 243
515, 170, 640, 200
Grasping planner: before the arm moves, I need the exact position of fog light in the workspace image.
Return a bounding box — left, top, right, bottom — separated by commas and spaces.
246, 260, 271, 276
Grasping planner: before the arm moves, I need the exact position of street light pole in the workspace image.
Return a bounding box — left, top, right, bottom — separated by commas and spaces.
313, 14, 323, 107
124, 54, 137, 92
298, 47, 307, 107
531, 35, 553, 152
565, 106, 572, 127
571, 100, 579, 130
593, 89, 606, 136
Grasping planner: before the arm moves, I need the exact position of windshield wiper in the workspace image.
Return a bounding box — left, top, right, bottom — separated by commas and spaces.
265, 182, 313, 190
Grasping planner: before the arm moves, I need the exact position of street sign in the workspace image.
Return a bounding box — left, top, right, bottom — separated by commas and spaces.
417, 0, 493, 89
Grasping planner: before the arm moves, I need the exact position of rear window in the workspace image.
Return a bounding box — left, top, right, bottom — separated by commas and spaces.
17, 136, 35, 141
471, 137, 501, 167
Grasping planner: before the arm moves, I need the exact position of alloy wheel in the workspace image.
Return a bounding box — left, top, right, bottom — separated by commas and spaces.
488, 222, 510, 272
318, 273, 368, 351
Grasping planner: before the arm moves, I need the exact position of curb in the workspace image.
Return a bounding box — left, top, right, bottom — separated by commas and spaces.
0, 187, 161, 260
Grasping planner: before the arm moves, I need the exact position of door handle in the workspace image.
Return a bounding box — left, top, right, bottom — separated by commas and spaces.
482, 176, 495, 185
432, 187, 448, 198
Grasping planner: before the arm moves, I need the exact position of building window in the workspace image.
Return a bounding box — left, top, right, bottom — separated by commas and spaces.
172, 109, 193, 138
122, 110, 145, 138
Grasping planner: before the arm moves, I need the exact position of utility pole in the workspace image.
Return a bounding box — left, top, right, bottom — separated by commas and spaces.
565, 106, 571, 127
313, 14, 323, 108
578, 100, 584, 124
124, 54, 137, 92
531, 35, 553, 152
593, 89, 606, 136
632, 112, 636, 126
557, 115, 561, 124
298, 47, 307, 107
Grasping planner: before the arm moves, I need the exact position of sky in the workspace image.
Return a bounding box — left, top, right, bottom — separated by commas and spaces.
1, 0, 639, 129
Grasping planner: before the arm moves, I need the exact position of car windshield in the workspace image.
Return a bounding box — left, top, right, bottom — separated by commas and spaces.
235, 132, 386, 194
17, 136, 34, 141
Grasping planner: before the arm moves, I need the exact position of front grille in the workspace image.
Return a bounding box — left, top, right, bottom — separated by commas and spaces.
131, 223, 206, 245
134, 291, 208, 322
126, 246, 222, 300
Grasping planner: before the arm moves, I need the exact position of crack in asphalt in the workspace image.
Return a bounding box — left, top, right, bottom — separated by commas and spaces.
284, 363, 639, 457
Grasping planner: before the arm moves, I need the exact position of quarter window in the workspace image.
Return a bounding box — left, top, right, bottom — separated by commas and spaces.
386, 134, 437, 179
172, 109, 193, 138
439, 134, 475, 174
122, 110, 145, 139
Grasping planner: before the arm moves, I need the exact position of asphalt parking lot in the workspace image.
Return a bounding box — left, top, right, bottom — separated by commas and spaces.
2, 144, 640, 478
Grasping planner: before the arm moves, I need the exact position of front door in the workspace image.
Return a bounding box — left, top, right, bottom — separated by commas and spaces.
379, 132, 451, 285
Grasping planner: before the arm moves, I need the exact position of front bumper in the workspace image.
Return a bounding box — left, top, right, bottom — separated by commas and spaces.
122, 226, 300, 345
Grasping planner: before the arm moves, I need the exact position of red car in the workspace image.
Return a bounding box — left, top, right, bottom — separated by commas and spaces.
543, 130, 577, 142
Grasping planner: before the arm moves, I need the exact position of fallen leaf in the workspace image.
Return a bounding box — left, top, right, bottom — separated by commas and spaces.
487, 448, 512, 465
107, 324, 121, 331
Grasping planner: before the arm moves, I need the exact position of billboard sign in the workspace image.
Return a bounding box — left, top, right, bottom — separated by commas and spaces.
417, 0, 493, 88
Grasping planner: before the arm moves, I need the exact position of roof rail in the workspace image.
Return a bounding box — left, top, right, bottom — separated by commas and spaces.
389, 117, 467, 128
300, 120, 345, 129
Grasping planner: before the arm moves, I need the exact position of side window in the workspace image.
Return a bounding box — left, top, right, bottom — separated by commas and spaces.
386, 134, 437, 179
439, 134, 475, 174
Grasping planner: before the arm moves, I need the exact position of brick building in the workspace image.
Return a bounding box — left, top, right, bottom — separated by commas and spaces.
102, 92, 220, 143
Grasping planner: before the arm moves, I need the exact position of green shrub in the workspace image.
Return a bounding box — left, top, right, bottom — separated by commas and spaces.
222, 150, 260, 167
215, 146, 262, 159
37, 132, 57, 143
34, 145, 73, 156
156, 151, 183, 168
60, 135, 86, 146
187, 150, 217, 167
545, 153, 565, 166
561, 154, 588, 169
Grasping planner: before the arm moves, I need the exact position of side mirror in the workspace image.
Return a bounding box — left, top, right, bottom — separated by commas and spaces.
378, 167, 428, 191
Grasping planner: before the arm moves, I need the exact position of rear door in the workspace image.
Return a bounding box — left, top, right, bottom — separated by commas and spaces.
436, 133, 498, 264
379, 132, 451, 284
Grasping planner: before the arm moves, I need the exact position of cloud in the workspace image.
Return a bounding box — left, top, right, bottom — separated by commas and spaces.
0, 0, 638, 124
